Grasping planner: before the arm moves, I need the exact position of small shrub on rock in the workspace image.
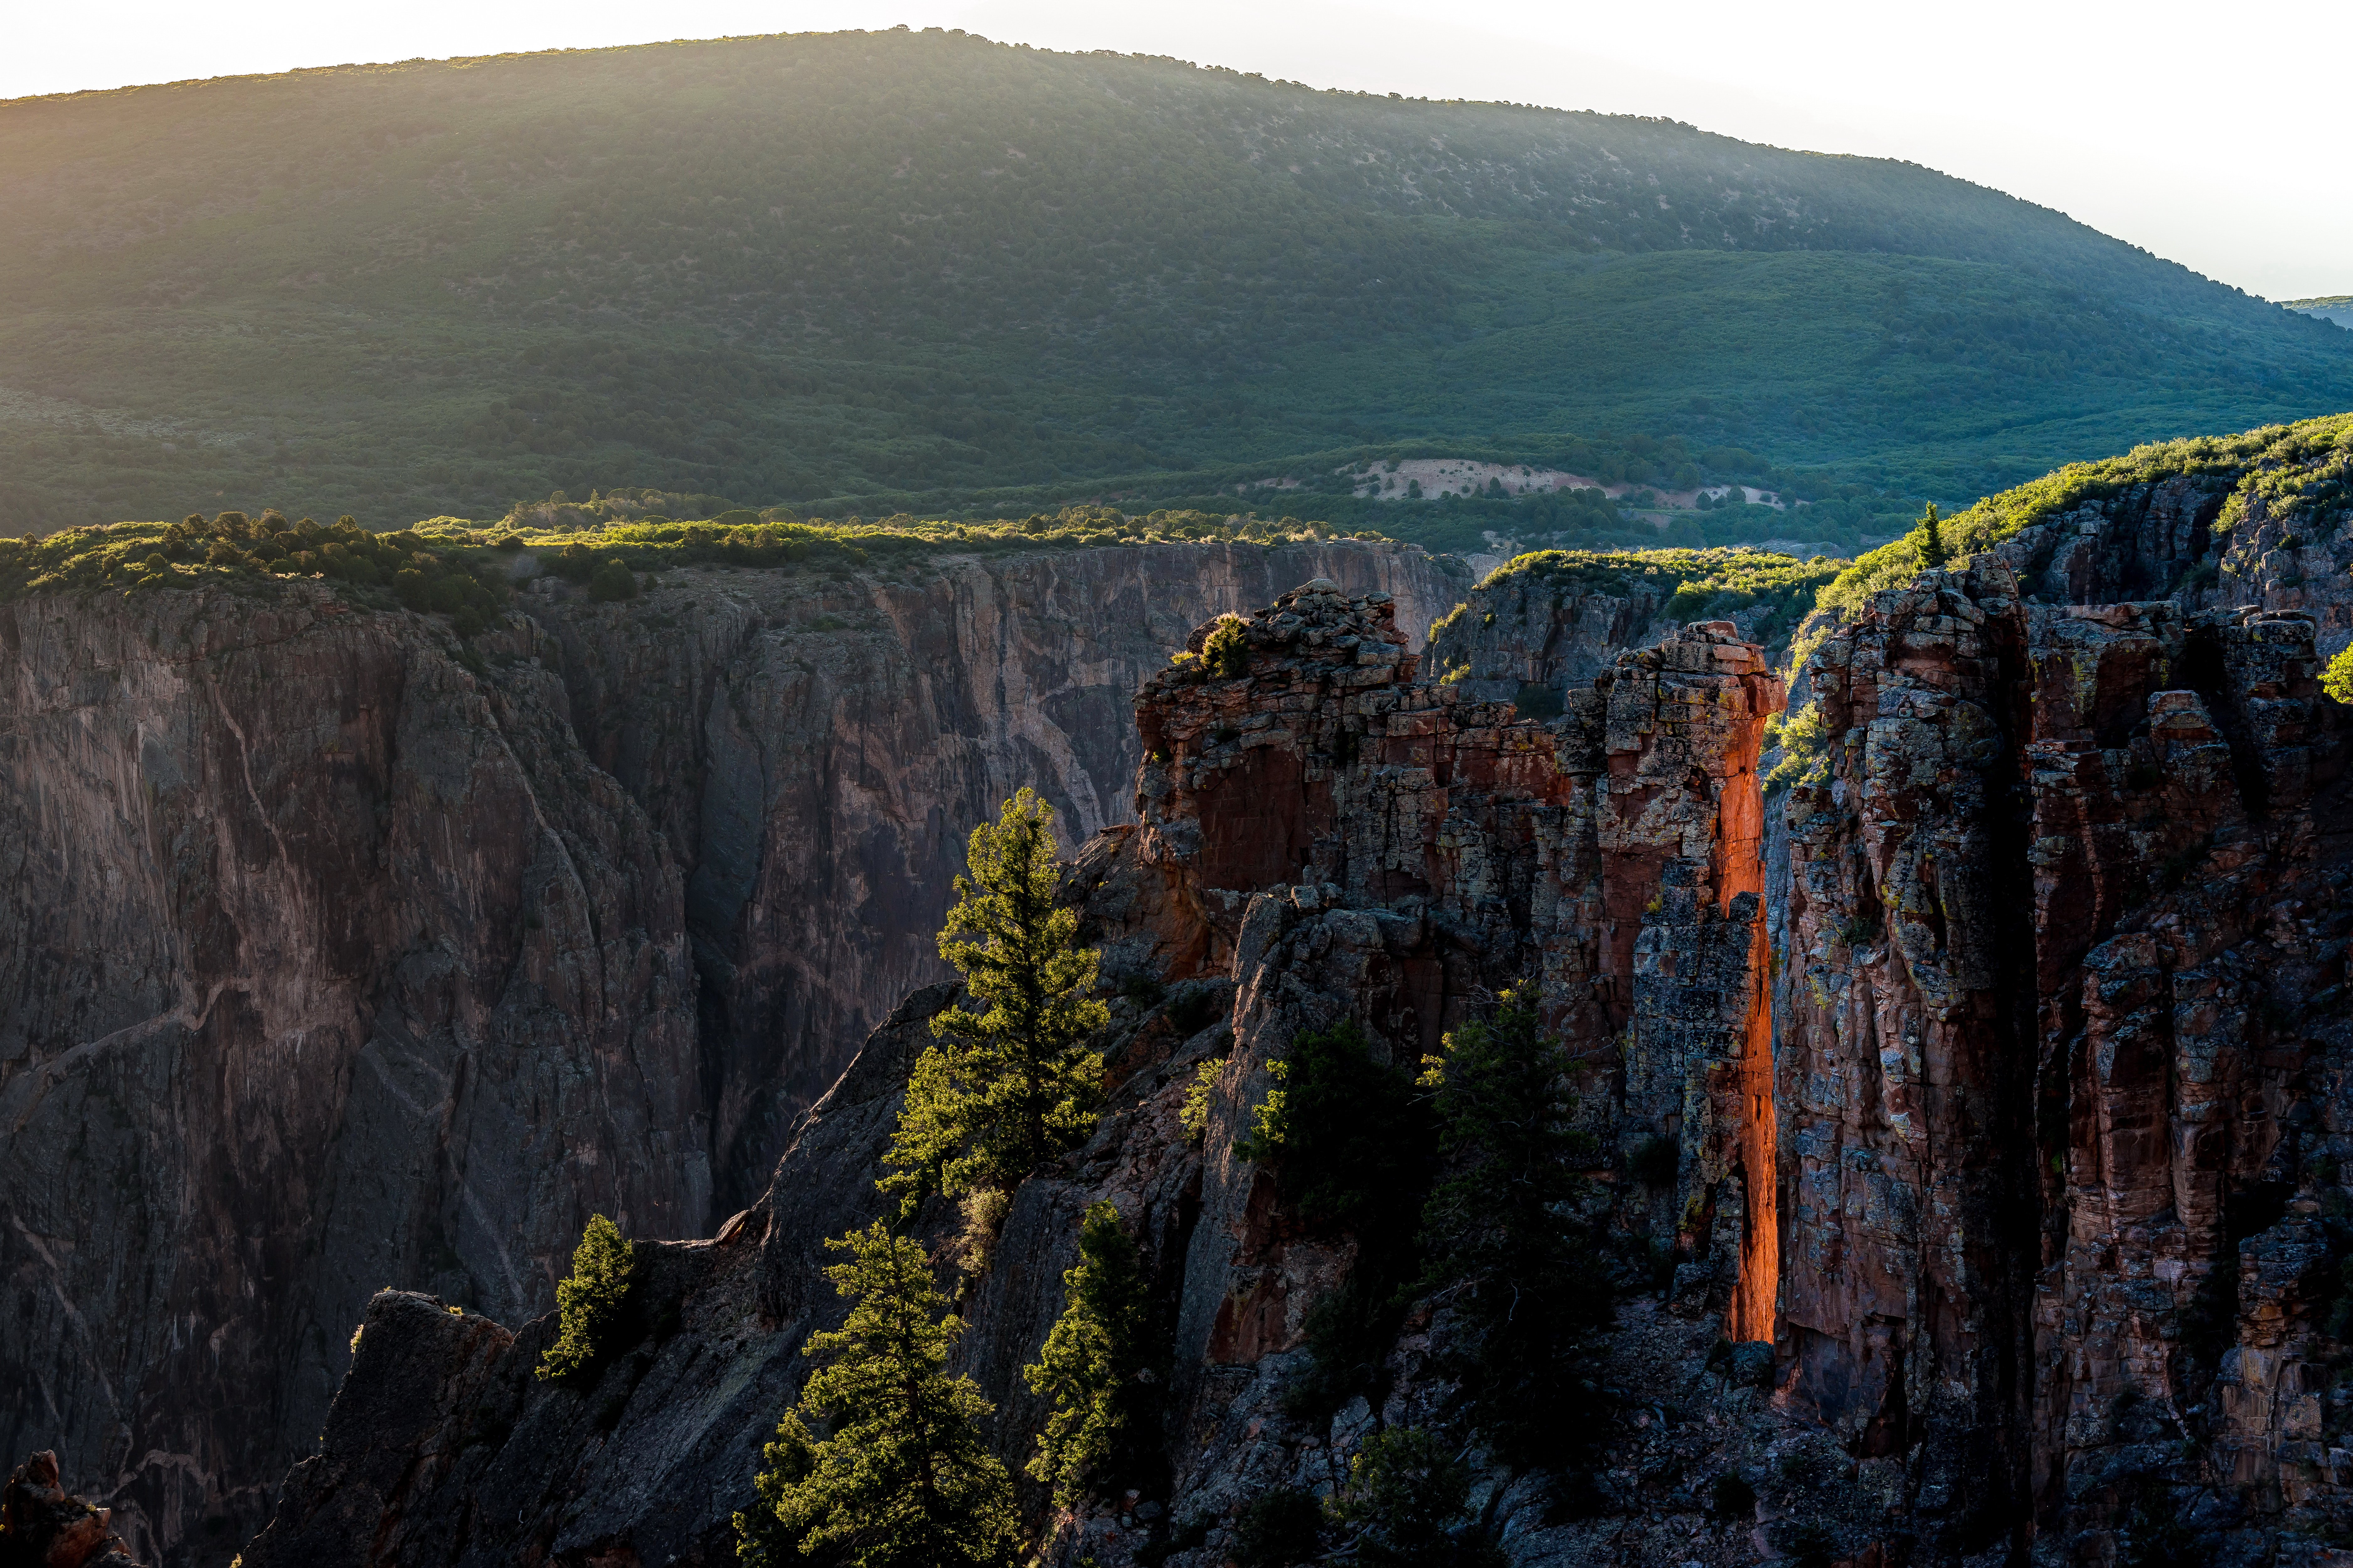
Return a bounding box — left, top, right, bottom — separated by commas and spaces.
1180, 1057, 1221, 1145
1327, 1427, 1501, 1567
1203, 614, 1250, 679
2324, 644, 2353, 707
588, 559, 639, 601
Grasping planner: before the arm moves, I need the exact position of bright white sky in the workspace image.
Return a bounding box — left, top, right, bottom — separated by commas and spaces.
7, 0, 2345, 302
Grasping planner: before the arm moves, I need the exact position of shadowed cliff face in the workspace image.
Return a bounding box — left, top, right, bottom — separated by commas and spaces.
0, 593, 704, 1567
0, 541, 1461, 1567
525, 540, 1463, 1212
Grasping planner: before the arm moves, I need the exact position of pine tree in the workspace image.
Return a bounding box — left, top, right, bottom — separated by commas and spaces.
536, 1213, 636, 1382
1023, 1201, 1150, 1509
1416, 983, 1611, 1460
1918, 501, 1951, 568
881, 788, 1108, 1217
734, 1221, 1019, 1568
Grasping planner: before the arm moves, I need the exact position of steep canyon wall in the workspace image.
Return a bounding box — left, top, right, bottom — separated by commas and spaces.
247, 501, 2353, 1566
22, 471, 2353, 1567
236, 584, 1793, 1568
0, 540, 1460, 1566
1780, 565, 2352, 1560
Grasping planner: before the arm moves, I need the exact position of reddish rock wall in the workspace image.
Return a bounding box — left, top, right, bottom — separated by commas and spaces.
1779, 560, 2353, 1562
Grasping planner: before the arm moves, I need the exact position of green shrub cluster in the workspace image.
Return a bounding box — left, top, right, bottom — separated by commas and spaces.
1203, 615, 1251, 679
1326, 1426, 1501, 1568
2325, 644, 2353, 707
1762, 702, 1835, 794
1180, 1057, 1224, 1146
1236, 1020, 1424, 1231
508, 504, 1384, 587
1, 501, 1391, 618
0, 509, 514, 633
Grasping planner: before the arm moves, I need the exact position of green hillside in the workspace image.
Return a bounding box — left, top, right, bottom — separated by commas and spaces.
3, 28, 2349, 538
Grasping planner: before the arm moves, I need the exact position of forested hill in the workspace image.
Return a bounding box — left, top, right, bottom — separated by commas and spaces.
3, 28, 2349, 535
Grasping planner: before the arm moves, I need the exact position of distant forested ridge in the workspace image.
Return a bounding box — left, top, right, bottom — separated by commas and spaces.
2287, 297, 2353, 329
2, 28, 2349, 537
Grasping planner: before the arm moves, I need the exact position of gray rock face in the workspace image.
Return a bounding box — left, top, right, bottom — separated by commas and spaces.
1420, 555, 1797, 709
0, 592, 704, 1568
0, 541, 1463, 1566
527, 540, 1464, 1213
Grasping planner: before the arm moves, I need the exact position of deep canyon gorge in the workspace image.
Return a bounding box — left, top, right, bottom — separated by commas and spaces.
7, 450, 2353, 1568
0, 540, 1460, 1562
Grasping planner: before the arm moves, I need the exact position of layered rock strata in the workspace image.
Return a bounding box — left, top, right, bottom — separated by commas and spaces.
0, 541, 1458, 1566
236, 585, 1789, 1567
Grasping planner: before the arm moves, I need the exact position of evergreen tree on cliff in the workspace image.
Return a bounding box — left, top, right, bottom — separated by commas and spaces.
1417, 982, 1612, 1461
1023, 1200, 1152, 1509
882, 788, 1109, 1217
733, 1221, 1019, 1568
1917, 501, 1951, 568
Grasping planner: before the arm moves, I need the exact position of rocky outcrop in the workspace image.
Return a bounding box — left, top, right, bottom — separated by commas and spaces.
235, 585, 1790, 1567
1419, 551, 1808, 710
0, 541, 1462, 1567
1421, 568, 1684, 705
1985, 463, 2353, 663
1, 1451, 144, 1568
1779, 564, 2352, 1563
